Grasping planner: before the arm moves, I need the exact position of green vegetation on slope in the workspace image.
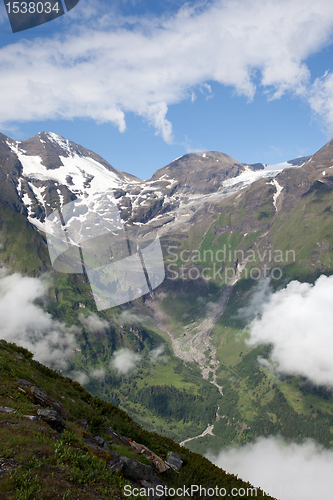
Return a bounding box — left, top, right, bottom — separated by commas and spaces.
0, 340, 275, 499
0, 205, 49, 275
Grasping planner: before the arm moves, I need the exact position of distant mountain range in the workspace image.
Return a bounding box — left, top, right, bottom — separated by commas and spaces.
0, 130, 315, 236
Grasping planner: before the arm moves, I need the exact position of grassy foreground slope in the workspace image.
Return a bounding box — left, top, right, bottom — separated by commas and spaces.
0, 339, 275, 499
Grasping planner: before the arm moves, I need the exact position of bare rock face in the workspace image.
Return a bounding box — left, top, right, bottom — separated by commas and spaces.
0, 131, 138, 228
107, 452, 154, 480
128, 440, 169, 473
82, 435, 111, 452
37, 408, 67, 431
0, 458, 18, 475
0, 406, 17, 414
150, 151, 246, 196
17, 131, 129, 178
0, 133, 26, 215
18, 379, 33, 387
107, 453, 125, 474
107, 438, 178, 483
30, 386, 67, 420
1, 129, 326, 252
271, 139, 333, 214
166, 451, 183, 470
82, 436, 110, 451
17, 380, 67, 430
106, 426, 132, 448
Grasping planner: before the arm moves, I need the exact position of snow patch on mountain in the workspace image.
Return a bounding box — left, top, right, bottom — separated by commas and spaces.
29, 183, 46, 208
223, 166, 275, 189
29, 216, 48, 233
16, 150, 121, 197
58, 154, 121, 194
22, 193, 32, 213
16, 178, 22, 195
6, 139, 25, 155
7, 137, 131, 234
270, 179, 283, 211
265, 161, 292, 171
223, 161, 296, 191
45, 132, 72, 155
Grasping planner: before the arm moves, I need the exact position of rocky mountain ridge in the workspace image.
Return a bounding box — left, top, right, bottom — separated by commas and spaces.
0, 130, 312, 241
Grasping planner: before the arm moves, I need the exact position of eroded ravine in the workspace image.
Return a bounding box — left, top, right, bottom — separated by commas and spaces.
150, 259, 247, 392
148, 259, 248, 443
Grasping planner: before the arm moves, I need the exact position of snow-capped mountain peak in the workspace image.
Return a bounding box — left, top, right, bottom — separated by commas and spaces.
0, 131, 319, 240
1, 131, 140, 232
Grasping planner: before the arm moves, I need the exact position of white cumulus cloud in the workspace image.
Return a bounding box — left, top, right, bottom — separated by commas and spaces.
308, 71, 333, 135
247, 274, 333, 387
1, 0, 333, 137
207, 437, 333, 500
0, 270, 78, 370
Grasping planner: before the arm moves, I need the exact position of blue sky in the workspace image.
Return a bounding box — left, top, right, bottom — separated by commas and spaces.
1, 0, 333, 179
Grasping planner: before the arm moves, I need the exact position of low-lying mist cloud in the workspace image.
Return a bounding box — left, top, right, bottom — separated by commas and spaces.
67, 367, 106, 385
237, 278, 272, 321
149, 344, 167, 363
207, 437, 333, 499
246, 274, 333, 386
89, 367, 106, 381
78, 312, 109, 333
0, 271, 78, 370
109, 348, 141, 375
117, 310, 146, 326
69, 370, 89, 385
